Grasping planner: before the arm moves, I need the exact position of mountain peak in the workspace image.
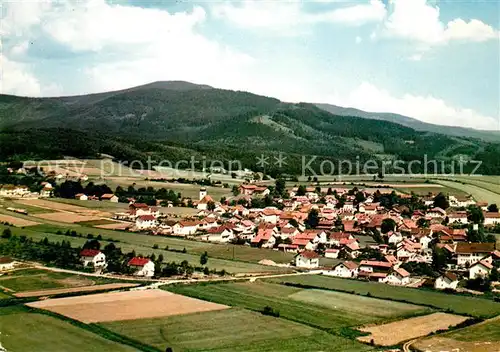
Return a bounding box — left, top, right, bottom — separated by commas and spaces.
131, 81, 214, 92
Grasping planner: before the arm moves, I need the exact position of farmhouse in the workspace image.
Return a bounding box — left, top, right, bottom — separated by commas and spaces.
101, 193, 118, 202
75, 193, 88, 201
428, 207, 446, 218
295, 250, 320, 268
79, 249, 106, 269
469, 260, 493, 279
0, 257, 15, 271
136, 215, 157, 230
448, 211, 468, 224
40, 184, 53, 197
172, 220, 200, 236
128, 257, 155, 277
202, 226, 234, 243
434, 272, 459, 290
456, 242, 495, 267
327, 261, 359, 278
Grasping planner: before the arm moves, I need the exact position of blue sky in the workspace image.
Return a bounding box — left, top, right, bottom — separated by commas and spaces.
1, 0, 499, 130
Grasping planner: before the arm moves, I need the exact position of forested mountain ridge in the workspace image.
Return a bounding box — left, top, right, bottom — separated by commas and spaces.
316, 103, 500, 142
0, 81, 499, 175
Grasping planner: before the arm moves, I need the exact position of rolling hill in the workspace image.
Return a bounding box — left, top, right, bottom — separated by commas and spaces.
1, 81, 499, 176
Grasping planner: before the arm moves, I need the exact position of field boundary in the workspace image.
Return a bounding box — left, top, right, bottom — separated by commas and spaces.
26, 306, 161, 352
272, 280, 484, 318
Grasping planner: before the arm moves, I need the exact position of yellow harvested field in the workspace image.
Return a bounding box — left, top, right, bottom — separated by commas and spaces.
415, 336, 499, 352
14, 283, 139, 298
357, 312, 468, 346
27, 289, 229, 323
0, 214, 40, 227
32, 212, 103, 223
95, 222, 133, 230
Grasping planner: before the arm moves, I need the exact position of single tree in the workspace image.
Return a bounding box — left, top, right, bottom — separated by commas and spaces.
200, 251, 208, 266
487, 204, 499, 213
306, 209, 319, 228
433, 193, 449, 210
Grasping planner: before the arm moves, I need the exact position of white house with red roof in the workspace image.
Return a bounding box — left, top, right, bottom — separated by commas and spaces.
294, 250, 320, 268
385, 268, 411, 286
80, 249, 106, 269
359, 260, 393, 273
197, 194, 215, 210
456, 242, 495, 267
128, 257, 155, 277
172, 220, 200, 236
448, 211, 469, 224
136, 215, 157, 230
327, 261, 359, 278
484, 212, 500, 226
469, 260, 493, 279
202, 226, 234, 243
435, 272, 459, 290
101, 193, 118, 202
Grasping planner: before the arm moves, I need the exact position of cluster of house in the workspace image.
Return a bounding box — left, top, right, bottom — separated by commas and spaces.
112, 185, 499, 288
0, 182, 52, 198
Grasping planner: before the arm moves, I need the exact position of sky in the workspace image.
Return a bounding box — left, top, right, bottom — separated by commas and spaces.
1, 0, 499, 131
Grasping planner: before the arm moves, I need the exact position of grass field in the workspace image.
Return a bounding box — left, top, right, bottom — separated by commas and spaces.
50, 197, 129, 210
165, 281, 431, 330
267, 275, 500, 318
433, 179, 500, 204
0, 307, 136, 352
0, 224, 290, 274
414, 316, 500, 352
0, 268, 113, 293
101, 177, 232, 200
102, 308, 372, 352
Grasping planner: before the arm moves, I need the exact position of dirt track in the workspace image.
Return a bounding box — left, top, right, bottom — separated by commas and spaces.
27, 289, 229, 323
14, 283, 139, 297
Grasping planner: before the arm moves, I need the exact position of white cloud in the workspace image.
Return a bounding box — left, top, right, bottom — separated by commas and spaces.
212, 0, 386, 32
355, 36, 362, 44
328, 82, 499, 130
0, 55, 41, 96
385, 0, 499, 44
1, 0, 254, 95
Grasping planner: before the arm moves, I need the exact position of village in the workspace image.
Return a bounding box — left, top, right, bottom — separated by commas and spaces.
2, 173, 499, 294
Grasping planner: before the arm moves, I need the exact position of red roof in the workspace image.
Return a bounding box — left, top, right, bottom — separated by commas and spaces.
360, 260, 393, 268
80, 249, 101, 257
138, 215, 156, 221
130, 203, 149, 209
128, 257, 151, 266
101, 193, 116, 199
